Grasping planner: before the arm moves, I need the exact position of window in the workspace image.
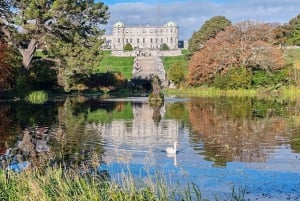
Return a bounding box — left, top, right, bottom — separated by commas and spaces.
118, 38, 120, 43
137, 38, 139, 43
161, 38, 163, 43
130, 38, 132, 43
143, 38, 145, 43
150, 38, 153, 43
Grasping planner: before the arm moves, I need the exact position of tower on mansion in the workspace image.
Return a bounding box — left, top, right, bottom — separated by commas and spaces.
103, 21, 181, 56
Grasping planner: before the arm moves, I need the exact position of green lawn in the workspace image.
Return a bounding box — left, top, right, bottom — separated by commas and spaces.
97, 50, 191, 80
97, 51, 134, 80
161, 50, 190, 72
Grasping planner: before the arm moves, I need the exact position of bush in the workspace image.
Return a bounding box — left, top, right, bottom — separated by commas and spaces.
160, 43, 170, 51
168, 61, 187, 87
123, 43, 133, 51
213, 66, 252, 89
251, 67, 290, 88
25, 90, 48, 104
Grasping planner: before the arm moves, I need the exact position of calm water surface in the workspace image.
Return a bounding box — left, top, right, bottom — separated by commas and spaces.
0, 96, 300, 200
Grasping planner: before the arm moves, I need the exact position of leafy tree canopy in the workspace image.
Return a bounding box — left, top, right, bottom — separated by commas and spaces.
188, 16, 231, 52
0, 0, 109, 91
168, 61, 186, 87
160, 43, 170, 51
188, 21, 285, 86
287, 14, 300, 45
274, 14, 300, 46
123, 43, 133, 51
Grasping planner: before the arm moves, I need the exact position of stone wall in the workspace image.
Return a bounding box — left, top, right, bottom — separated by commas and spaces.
112, 49, 181, 57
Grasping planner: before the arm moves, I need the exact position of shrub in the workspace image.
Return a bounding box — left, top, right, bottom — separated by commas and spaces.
251, 67, 290, 88
25, 90, 48, 104
168, 61, 187, 87
123, 43, 133, 51
160, 43, 170, 51
213, 66, 252, 89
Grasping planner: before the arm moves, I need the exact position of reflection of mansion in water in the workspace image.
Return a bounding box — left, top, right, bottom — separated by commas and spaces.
102, 21, 184, 56
86, 103, 182, 149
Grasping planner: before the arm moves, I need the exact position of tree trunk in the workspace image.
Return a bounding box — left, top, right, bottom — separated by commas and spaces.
1, 20, 37, 69
18, 39, 38, 69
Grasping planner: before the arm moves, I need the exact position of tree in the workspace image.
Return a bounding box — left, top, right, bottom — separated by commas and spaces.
168, 61, 186, 87
287, 14, 300, 45
188, 16, 231, 52
273, 14, 300, 46
160, 43, 170, 51
188, 21, 285, 86
0, 0, 109, 91
123, 43, 133, 51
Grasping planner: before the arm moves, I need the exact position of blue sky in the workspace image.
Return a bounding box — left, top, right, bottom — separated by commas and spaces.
100, 0, 300, 40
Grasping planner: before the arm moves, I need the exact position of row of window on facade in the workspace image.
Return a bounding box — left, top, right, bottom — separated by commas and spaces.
114, 28, 176, 34
116, 37, 176, 44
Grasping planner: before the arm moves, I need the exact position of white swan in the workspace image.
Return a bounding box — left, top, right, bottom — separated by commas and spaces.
166, 142, 178, 154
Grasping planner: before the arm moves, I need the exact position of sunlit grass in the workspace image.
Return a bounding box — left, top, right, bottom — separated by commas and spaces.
164, 86, 300, 101
164, 87, 257, 98
98, 53, 134, 80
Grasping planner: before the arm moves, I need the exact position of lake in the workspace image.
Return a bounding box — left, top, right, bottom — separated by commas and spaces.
0, 96, 299, 200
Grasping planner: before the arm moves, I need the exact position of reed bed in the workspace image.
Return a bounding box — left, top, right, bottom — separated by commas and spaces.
0, 168, 205, 201
164, 86, 300, 101
0, 167, 248, 201
164, 87, 256, 98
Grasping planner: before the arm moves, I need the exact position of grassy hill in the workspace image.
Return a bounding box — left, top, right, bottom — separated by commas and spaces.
97, 51, 134, 80
97, 50, 190, 80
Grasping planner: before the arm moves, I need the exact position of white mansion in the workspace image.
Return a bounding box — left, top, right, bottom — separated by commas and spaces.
103, 21, 183, 56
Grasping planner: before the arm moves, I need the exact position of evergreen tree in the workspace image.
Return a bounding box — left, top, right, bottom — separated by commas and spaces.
287, 14, 300, 45
188, 16, 231, 52
0, 0, 109, 91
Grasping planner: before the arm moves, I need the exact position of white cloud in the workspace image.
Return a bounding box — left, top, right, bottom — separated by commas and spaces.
102, 0, 300, 40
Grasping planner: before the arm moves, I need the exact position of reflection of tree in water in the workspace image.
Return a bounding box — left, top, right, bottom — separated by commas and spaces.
188, 98, 296, 166
50, 97, 106, 170
0, 106, 20, 153
0, 97, 122, 176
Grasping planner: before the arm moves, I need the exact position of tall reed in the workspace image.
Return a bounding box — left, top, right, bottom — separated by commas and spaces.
0, 168, 202, 201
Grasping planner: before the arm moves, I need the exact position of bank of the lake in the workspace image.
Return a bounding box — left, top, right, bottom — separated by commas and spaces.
164, 86, 300, 100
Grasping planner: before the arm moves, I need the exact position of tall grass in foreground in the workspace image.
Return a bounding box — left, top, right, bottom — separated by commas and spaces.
0, 168, 202, 201
0, 168, 248, 201
25, 90, 48, 104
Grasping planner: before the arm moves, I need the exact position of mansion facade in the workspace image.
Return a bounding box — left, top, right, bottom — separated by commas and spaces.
103, 21, 182, 56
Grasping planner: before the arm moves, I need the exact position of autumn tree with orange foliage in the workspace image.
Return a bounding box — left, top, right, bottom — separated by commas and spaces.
188, 21, 286, 86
